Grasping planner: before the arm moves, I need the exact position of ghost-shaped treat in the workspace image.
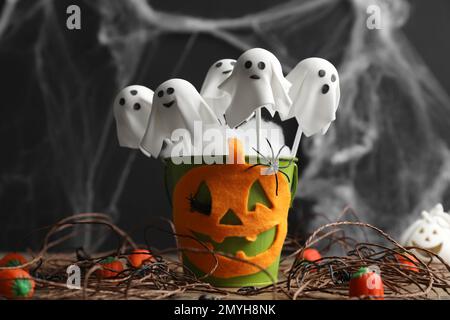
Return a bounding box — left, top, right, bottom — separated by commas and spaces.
220, 48, 292, 128
200, 59, 236, 123
113, 85, 154, 148
284, 57, 340, 137
400, 204, 450, 264
140, 78, 220, 158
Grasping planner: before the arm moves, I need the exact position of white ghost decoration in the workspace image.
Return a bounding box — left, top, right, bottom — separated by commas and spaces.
285, 57, 340, 137
113, 85, 153, 149
220, 48, 292, 128
140, 78, 220, 158
400, 204, 450, 264
200, 59, 236, 123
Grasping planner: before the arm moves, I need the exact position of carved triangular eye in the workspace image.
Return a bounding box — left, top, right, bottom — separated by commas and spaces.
188, 181, 212, 215
220, 209, 243, 225
247, 180, 273, 211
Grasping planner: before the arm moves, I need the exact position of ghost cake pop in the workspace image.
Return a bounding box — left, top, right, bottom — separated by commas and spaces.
400, 204, 450, 264
284, 57, 340, 157
285, 57, 340, 136
140, 78, 220, 158
113, 85, 154, 149
220, 48, 292, 128
200, 59, 236, 123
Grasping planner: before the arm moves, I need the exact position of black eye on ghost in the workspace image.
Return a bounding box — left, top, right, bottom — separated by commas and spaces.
244, 61, 265, 70
157, 87, 174, 98
319, 70, 337, 82
215, 62, 223, 68
119, 97, 140, 111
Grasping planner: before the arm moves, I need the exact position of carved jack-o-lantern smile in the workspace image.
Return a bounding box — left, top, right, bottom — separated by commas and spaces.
172, 163, 291, 278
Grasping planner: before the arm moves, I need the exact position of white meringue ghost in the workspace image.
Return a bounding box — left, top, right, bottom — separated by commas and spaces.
220, 48, 292, 128
140, 78, 220, 158
285, 57, 340, 137
200, 59, 236, 123
113, 85, 153, 149
400, 204, 450, 264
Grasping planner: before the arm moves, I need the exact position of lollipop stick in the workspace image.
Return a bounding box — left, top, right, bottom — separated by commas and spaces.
291, 127, 302, 157
256, 108, 261, 160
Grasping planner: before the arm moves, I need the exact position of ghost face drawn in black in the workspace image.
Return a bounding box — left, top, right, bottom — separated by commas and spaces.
242, 59, 267, 80
118, 87, 143, 111
215, 60, 236, 75
157, 87, 176, 108
317, 68, 337, 95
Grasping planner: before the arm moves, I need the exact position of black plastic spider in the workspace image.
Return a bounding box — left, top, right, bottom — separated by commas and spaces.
246, 138, 294, 196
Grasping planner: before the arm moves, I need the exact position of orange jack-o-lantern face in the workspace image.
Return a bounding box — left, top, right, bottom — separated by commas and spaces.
172, 163, 291, 278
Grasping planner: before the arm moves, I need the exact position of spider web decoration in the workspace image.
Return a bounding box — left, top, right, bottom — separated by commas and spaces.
0, 0, 449, 249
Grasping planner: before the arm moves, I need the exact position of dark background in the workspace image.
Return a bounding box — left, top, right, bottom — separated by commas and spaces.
0, 0, 450, 252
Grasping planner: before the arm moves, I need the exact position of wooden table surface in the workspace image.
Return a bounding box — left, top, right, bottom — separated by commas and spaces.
2, 253, 449, 300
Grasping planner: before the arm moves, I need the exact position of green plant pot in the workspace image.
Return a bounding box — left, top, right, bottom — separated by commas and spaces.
164, 156, 298, 287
